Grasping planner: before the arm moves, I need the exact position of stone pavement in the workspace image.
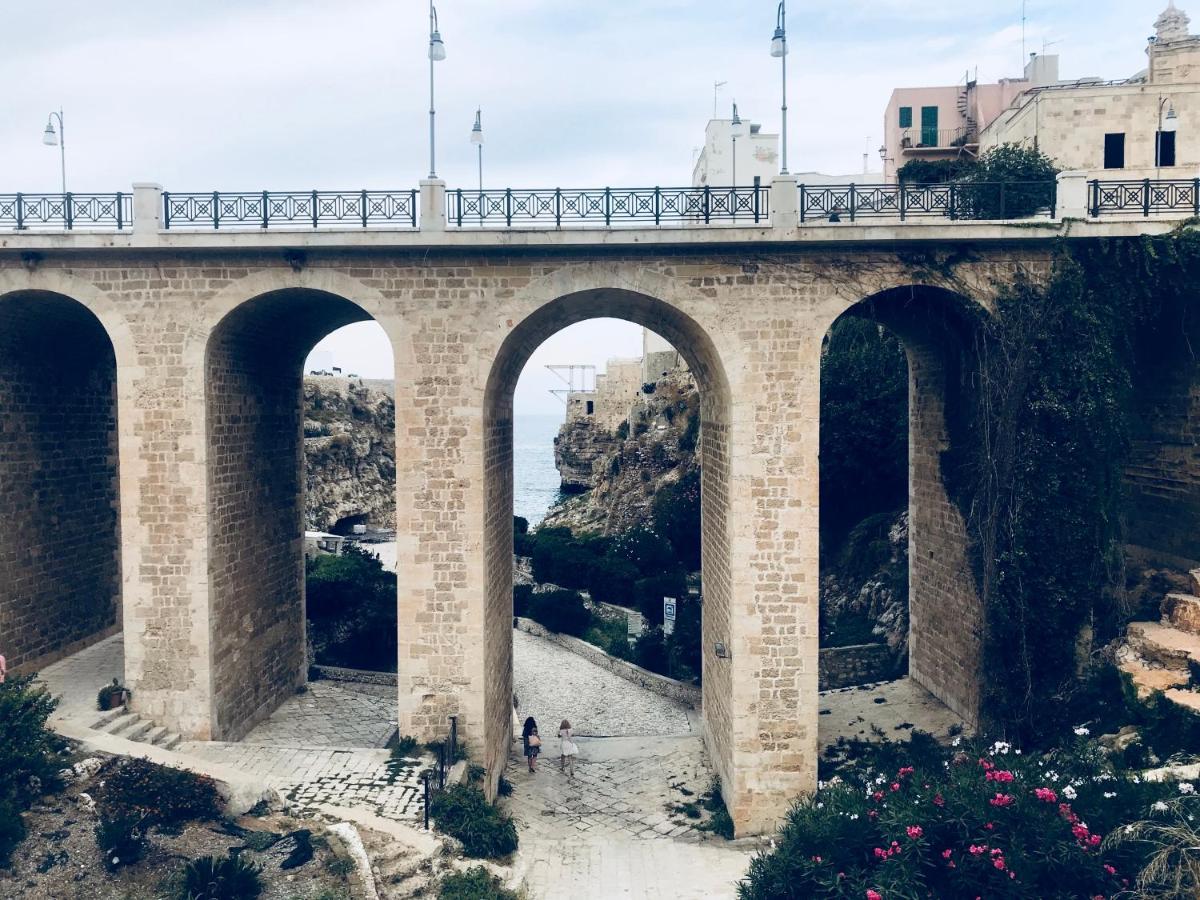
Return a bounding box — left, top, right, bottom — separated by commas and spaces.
241, 680, 398, 748
817, 677, 969, 749
513, 628, 695, 737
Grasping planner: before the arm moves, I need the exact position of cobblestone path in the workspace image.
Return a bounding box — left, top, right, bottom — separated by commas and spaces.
513, 629, 694, 737
241, 681, 398, 748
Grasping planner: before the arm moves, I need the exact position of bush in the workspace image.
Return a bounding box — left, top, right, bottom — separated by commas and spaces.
512, 584, 533, 618
429, 785, 518, 859
306, 544, 398, 671
527, 589, 591, 637
896, 157, 978, 184
608, 528, 675, 577
652, 468, 701, 571
95, 757, 222, 831
96, 677, 128, 710
0, 801, 26, 869
438, 866, 520, 900
177, 853, 264, 900
97, 812, 147, 871
738, 735, 1178, 900
954, 143, 1059, 220
0, 674, 66, 812
583, 556, 638, 606
634, 571, 689, 626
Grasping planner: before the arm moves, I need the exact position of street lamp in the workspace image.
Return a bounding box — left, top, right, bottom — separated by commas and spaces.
470, 108, 483, 193
42, 109, 66, 195
730, 102, 742, 188
878, 144, 890, 182
1157, 96, 1178, 175
428, 2, 446, 179
770, 1, 788, 175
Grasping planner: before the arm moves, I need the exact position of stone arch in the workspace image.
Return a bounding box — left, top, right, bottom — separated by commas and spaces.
0, 289, 122, 673
477, 287, 735, 798
819, 284, 987, 726
203, 287, 392, 739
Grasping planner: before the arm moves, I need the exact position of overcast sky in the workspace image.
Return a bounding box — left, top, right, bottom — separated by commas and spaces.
4, 0, 1169, 413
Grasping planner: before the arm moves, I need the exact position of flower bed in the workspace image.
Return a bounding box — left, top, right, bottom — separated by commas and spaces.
739, 733, 1188, 899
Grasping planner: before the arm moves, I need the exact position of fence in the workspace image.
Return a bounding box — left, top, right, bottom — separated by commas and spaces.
0, 192, 132, 230
798, 181, 1058, 222
161, 189, 418, 229
445, 181, 769, 227
1089, 178, 1200, 218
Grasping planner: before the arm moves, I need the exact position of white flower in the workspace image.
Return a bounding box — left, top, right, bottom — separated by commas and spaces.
849, 814, 859, 821
816, 802, 824, 809
1014, 749, 1021, 755
1103, 792, 1117, 799
991, 741, 1012, 755
1124, 824, 1136, 834
951, 737, 961, 747
1073, 726, 1090, 737
1132, 776, 1141, 784
1063, 786, 1077, 800
1179, 782, 1195, 795
1153, 801, 1169, 812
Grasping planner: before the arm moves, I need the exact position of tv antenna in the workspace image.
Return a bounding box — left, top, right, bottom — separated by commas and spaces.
713, 81, 728, 119
1021, 0, 1027, 64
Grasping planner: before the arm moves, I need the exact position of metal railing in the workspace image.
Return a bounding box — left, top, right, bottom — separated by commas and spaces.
162, 189, 418, 229
1090, 178, 1200, 218
899, 126, 977, 150
446, 181, 768, 227
0, 192, 131, 231
799, 181, 1058, 222
422, 715, 458, 830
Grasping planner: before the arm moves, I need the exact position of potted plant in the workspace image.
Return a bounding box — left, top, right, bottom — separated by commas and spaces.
97, 678, 128, 711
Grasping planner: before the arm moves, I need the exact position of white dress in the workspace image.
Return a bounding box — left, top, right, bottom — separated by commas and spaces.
559, 727, 579, 757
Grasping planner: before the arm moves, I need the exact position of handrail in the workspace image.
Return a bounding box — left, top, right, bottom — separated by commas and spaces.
161, 189, 419, 230
0, 192, 131, 231
1089, 178, 1200, 218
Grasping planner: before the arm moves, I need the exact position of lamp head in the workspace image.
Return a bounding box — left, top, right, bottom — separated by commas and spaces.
471, 109, 484, 144
878, 145, 887, 161
731, 102, 741, 127
771, 27, 787, 57
42, 121, 58, 146
1164, 101, 1179, 131
429, 30, 446, 61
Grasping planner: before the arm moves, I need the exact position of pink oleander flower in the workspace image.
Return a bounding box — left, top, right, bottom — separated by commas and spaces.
941, 849, 953, 859
1034, 787, 1057, 803
933, 793, 945, 807
993, 858, 1006, 871
866, 891, 882, 900
989, 793, 1014, 807
986, 770, 1015, 783
984, 822, 995, 830
969, 844, 987, 856
872, 791, 885, 802
906, 825, 923, 840
1103, 864, 1117, 876
898, 766, 914, 778
890, 782, 901, 792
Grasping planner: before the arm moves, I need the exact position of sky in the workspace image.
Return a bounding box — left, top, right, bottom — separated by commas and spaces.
3, 0, 1172, 413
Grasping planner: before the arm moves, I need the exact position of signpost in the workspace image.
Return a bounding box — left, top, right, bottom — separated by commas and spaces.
663, 596, 677, 636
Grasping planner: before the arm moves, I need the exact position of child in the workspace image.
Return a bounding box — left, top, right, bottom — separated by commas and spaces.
522, 716, 541, 773
558, 719, 578, 778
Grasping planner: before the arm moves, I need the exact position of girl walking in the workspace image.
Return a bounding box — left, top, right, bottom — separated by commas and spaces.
558, 719, 579, 778
521, 716, 541, 773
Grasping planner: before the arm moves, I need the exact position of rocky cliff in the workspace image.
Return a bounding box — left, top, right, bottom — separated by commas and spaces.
303, 378, 395, 531
544, 369, 699, 536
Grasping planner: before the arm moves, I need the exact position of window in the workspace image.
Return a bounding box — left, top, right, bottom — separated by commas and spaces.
1157, 130, 1177, 167
920, 106, 939, 146
1104, 133, 1126, 169
899, 106, 912, 129
586, 400, 594, 415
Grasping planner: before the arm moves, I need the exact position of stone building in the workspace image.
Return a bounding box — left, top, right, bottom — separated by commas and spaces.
981, 3, 1200, 178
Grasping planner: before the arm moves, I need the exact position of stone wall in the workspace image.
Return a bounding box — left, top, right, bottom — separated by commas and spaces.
0, 292, 121, 672
819, 644, 900, 691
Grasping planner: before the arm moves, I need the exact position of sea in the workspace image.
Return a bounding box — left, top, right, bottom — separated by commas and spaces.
514, 413, 566, 526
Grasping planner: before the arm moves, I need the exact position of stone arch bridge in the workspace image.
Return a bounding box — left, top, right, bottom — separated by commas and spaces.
0, 183, 1187, 836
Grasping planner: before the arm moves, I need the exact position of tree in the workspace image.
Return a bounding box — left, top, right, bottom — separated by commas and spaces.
956, 143, 1059, 220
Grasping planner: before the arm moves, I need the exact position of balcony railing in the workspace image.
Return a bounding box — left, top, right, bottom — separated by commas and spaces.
161, 189, 418, 229
1089, 178, 1200, 217
899, 127, 978, 151
445, 182, 768, 227
799, 181, 1058, 222
0, 192, 132, 231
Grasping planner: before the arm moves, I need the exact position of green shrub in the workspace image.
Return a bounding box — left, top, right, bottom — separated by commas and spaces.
608, 529, 675, 577
737, 735, 1177, 899
305, 544, 398, 671
0, 801, 26, 869
0, 674, 66, 811
583, 556, 638, 606
512, 584, 533, 618
97, 812, 147, 871
616, 420, 630, 440
652, 468, 701, 571
896, 157, 978, 184
95, 757, 222, 830
699, 782, 735, 840
954, 143, 1058, 220
634, 571, 689, 626
438, 866, 519, 899
429, 785, 518, 859
177, 853, 263, 900
96, 677, 128, 710
512, 515, 528, 536
526, 589, 591, 637
1104, 795, 1200, 898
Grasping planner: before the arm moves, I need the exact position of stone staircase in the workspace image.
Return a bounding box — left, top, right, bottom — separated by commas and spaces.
1120, 571, 1200, 715
91, 706, 184, 751
358, 827, 456, 899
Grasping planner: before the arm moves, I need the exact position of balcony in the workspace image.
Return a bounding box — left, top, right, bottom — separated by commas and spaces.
899, 127, 978, 154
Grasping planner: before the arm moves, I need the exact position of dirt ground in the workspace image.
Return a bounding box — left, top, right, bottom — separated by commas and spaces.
0, 755, 357, 900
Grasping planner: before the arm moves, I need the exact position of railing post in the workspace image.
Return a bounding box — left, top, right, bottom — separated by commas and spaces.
311, 189, 319, 228
900, 182, 907, 222
411, 189, 419, 228
769, 175, 798, 233
212, 190, 219, 230
162, 191, 171, 230
1054, 171, 1088, 220
949, 184, 958, 221
454, 188, 463, 227
800, 184, 806, 223
1090, 180, 1100, 217
361, 189, 368, 228
449, 715, 458, 763
64, 192, 73, 230
605, 187, 612, 227
703, 185, 711, 225
423, 773, 430, 830
505, 188, 513, 227
1194, 179, 1199, 218
1142, 178, 1152, 217
555, 188, 562, 229
752, 176, 761, 223
14, 192, 22, 231
654, 186, 661, 226
115, 191, 124, 230
419, 179, 446, 232
849, 184, 857, 222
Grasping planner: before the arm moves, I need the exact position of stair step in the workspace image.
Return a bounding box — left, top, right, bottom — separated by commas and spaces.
160, 733, 182, 751
105, 711, 141, 736
1127, 621, 1200, 669
92, 707, 127, 730
142, 725, 170, 746
1119, 655, 1191, 698
1165, 593, 1200, 635
1164, 688, 1200, 716
124, 719, 154, 742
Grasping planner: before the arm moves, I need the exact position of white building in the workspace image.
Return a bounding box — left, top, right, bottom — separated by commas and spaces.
692, 113, 779, 187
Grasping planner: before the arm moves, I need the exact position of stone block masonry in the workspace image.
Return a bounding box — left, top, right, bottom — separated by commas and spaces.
0, 233, 1054, 836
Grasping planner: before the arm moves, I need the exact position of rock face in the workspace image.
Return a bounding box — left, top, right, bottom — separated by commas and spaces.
544, 369, 699, 535
303, 378, 396, 531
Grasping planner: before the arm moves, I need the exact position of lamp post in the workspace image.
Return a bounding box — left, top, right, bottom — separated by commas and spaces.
470, 108, 483, 223
770, 1, 788, 175
428, 2, 446, 179
1157, 96, 1178, 177
878, 145, 890, 183
730, 102, 741, 188
42, 109, 66, 196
